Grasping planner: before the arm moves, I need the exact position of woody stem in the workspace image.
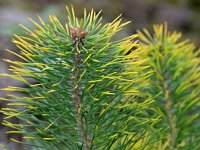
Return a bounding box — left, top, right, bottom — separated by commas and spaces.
72, 45, 90, 150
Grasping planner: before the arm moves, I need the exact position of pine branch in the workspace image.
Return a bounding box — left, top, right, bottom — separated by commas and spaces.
1, 5, 155, 149
137, 23, 200, 149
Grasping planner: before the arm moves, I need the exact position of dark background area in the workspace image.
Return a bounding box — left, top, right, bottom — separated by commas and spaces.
0, 0, 200, 149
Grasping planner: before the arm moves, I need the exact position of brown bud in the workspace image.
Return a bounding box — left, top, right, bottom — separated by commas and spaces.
70, 25, 78, 39
80, 30, 88, 40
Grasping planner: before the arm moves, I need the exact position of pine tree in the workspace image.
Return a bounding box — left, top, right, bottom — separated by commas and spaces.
0, 6, 156, 149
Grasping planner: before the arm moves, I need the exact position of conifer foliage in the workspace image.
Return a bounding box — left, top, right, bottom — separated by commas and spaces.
137, 24, 200, 149
1, 6, 155, 149
1, 5, 200, 150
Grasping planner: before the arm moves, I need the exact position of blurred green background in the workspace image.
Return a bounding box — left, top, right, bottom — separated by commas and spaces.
0, 0, 200, 149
